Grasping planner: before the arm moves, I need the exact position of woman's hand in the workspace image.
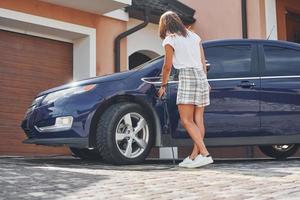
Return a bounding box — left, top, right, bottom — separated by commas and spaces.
157, 86, 167, 98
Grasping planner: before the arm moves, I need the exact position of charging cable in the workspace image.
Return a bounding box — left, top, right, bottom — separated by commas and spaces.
141, 77, 177, 166
156, 90, 176, 166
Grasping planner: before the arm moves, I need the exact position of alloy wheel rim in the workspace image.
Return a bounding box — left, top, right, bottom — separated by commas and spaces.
115, 112, 149, 158
272, 144, 294, 152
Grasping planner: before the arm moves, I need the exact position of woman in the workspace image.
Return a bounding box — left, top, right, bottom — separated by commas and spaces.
157, 11, 213, 168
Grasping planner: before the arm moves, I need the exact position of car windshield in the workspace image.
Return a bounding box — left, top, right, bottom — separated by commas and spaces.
130, 56, 163, 71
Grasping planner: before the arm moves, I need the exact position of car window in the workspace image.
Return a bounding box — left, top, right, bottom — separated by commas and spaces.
205, 45, 254, 79
130, 56, 163, 71
263, 45, 300, 76
158, 65, 179, 82
169, 66, 179, 81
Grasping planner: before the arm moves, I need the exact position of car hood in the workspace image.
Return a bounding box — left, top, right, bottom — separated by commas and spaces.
38, 70, 135, 96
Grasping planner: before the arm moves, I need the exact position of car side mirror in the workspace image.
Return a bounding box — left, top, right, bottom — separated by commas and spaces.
171, 70, 179, 81
158, 67, 179, 82
169, 75, 178, 82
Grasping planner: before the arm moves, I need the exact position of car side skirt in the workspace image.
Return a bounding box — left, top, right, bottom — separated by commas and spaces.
161, 135, 300, 147
23, 138, 89, 148
23, 135, 300, 149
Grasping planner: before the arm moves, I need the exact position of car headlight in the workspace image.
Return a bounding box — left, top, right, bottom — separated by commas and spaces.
42, 84, 96, 104
25, 95, 45, 115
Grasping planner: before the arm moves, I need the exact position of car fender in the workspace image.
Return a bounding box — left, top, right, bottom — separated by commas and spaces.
87, 89, 163, 147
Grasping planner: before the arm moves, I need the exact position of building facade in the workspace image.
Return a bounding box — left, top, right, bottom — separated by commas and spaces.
129, 0, 300, 69
0, 0, 299, 158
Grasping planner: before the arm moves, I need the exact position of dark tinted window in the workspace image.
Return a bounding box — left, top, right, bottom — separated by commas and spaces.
158, 66, 179, 81
131, 56, 162, 71
263, 45, 300, 76
170, 66, 179, 80
205, 45, 254, 79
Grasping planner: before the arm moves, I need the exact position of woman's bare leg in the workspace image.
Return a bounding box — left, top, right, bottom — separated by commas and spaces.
178, 104, 209, 157
190, 144, 199, 159
194, 106, 205, 138
190, 106, 206, 158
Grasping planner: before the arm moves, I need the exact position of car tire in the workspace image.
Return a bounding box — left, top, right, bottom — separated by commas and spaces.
259, 144, 298, 159
96, 102, 154, 165
70, 147, 102, 161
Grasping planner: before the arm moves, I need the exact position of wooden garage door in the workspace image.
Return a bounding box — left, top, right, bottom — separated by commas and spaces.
0, 30, 73, 155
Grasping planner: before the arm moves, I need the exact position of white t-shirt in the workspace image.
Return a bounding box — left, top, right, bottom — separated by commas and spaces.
162, 29, 203, 69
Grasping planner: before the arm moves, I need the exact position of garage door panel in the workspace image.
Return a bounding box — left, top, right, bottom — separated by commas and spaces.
0, 30, 72, 155
0, 63, 72, 75
0, 61, 72, 78
0, 60, 72, 73
0, 76, 72, 92
0, 31, 72, 58
1, 109, 27, 117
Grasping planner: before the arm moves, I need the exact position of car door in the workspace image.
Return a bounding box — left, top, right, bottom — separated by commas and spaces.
166, 67, 183, 137
203, 43, 261, 138
260, 44, 300, 136
168, 43, 261, 138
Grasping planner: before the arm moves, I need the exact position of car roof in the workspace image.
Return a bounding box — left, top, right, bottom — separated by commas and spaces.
203, 39, 300, 49
153, 39, 300, 61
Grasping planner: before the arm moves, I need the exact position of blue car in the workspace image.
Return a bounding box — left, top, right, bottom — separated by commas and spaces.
21, 39, 300, 164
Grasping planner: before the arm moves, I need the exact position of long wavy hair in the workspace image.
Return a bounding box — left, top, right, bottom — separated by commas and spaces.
159, 11, 187, 39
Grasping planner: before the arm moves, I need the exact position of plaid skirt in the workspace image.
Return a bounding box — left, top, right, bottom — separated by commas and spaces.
176, 67, 210, 107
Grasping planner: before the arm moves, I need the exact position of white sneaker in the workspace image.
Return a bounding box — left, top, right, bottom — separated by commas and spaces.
186, 154, 214, 168
178, 156, 194, 167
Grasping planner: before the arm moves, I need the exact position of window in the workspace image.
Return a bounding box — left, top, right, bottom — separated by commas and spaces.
263, 46, 300, 76
169, 66, 179, 81
159, 65, 179, 81
205, 45, 254, 79
131, 56, 162, 71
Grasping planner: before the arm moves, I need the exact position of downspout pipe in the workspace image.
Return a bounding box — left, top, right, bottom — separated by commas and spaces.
241, 0, 248, 39
114, 9, 150, 72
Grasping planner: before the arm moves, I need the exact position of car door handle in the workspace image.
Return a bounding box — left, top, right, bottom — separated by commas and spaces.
237, 81, 256, 88
141, 77, 179, 86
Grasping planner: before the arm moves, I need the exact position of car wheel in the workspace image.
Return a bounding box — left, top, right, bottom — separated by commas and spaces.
259, 144, 298, 159
96, 102, 154, 165
70, 147, 102, 161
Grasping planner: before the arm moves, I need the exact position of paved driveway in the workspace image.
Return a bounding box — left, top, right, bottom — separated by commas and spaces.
0, 156, 299, 200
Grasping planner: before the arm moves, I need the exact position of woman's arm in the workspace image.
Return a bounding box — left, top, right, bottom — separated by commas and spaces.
158, 44, 173, 98
162, 44, 174, 85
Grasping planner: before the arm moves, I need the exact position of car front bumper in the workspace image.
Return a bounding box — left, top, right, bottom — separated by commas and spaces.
20, 93, 103, 148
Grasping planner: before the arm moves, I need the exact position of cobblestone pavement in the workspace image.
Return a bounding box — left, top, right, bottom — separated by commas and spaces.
0, 156, 299, 200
